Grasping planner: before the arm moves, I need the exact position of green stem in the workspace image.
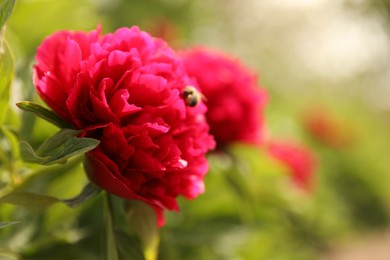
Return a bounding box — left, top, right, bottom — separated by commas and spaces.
0, 26, 5, 51
104, 192, 119, 260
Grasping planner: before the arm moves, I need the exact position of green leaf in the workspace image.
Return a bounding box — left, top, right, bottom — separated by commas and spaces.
36, 128, 82, 156
0, 221, 19, 230
42, 137, 99, 165
104, 193, 120, 260
20, 141, 50, 163
125, 200, 160, 260
62, 183, 101, 208
0, 191, 59, 210
20, 133, 99, 165
16, 101, 73, 129
0, 126, 19, 161
0, 41, 13, 124
0, 0, 15, 28
0, 183, 100, 210
20, 128, 82, 163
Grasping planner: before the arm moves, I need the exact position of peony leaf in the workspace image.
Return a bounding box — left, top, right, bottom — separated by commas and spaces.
0, 184, 101, 210
41, 137, 99, 165
0, 191, 59, 210
104, 193, 120, 260
16, 101, 73, 129
0, 221, 19, 230
0, 41, 13, 124
36, 128, 82, 156
20, 141, 50, 163
20, 133, 100, 165
0, 0, 15, 28
125, 200, 160, 260
62, 183, 101, 208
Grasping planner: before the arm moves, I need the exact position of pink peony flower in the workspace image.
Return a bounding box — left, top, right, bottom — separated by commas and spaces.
33, 26, 215, 226
181, 47, 268, 149
267, 140, 316, 190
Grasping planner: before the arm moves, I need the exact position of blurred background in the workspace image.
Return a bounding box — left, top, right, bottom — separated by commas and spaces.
2, 0, 390, 259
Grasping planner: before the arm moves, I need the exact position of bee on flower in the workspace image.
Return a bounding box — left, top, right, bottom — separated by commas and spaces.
183, 86, 205, 107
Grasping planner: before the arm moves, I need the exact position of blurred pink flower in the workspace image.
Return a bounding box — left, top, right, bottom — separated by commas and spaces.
303, 108, 357, 149
267, 140, 316, 190
181, 47, 268, 149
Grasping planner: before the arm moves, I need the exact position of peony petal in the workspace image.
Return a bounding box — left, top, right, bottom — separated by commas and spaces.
129, 150, 165, 174
66, 72, 93, 127
100, 123, 135, 165
127, 131, 158, 151
63, 38, 82, 89
35, 31, 70, 73
108, 50, 132, 67
109, 89, 142, 119
86, 151, 169, 227
85, 151, 139, 200
34, 70, 71, 122
139, 74, 167, 93
90, 78, 118, 123
181, 174, 205, 199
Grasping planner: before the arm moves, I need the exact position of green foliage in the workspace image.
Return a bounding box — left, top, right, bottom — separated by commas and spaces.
0, 221, 18, 230
0, 0, 15, 29
20, 129, 99, 165
0, 184, 101, 210
41, 137, 99, 165
0, 41, 13, 124
0, 125, 20, 161
125, 200, 160, 260
6, 0, 102, 57
16, 101, 73, 129
0, 0, 15, 125
62, 183, 101, 208
104, 194, 120, 260
0, 191, 60, 210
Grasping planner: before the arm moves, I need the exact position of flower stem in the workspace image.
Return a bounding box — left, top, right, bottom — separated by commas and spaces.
103, 192, 119, 260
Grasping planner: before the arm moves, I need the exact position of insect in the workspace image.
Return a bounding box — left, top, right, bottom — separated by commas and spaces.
183, 86, 205, 107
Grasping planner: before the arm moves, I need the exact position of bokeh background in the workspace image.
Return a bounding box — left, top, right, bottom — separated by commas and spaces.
2, 0, 390, 259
